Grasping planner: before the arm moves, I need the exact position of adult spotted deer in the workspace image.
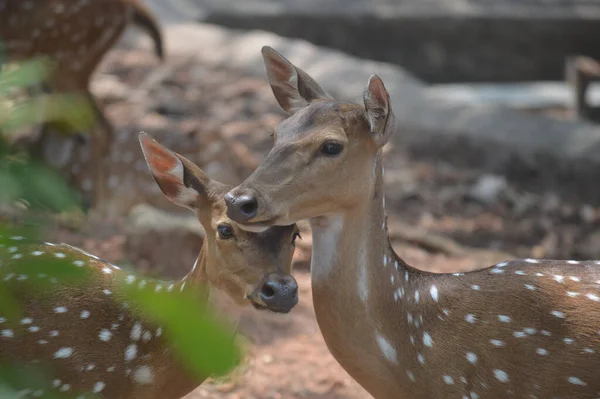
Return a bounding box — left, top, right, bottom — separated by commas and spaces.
225, 46, 600, 399
0, 0, 164, 207
0, 132, 299, 398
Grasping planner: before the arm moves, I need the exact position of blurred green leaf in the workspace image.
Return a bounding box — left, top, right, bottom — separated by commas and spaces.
120, 280, 242, 379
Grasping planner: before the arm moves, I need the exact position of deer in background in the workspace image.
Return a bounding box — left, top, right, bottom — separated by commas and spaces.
225, 46, 600, 399
0, 0, 164, 208
0, 132, 299, 399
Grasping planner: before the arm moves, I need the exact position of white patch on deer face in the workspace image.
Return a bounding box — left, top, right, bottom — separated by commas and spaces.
125, 344, 137, 362
375, 333, 398, 364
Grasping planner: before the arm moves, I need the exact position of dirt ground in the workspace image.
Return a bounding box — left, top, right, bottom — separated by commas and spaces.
18, 45, 600, 398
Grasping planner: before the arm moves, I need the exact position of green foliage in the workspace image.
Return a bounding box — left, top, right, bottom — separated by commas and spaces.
0, 56, 96, 134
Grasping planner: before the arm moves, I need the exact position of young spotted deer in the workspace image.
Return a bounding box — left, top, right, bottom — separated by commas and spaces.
225, 47, 600, 399
0, 0, 164, 207
0, 132, 299, 399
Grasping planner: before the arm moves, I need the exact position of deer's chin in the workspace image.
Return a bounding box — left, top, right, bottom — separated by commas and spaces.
237, 217, 296, 233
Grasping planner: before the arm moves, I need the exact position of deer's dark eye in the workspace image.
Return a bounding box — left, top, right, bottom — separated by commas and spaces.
292, 231, 302, 245
217, 225, 234, 239
320, 141, 343, 156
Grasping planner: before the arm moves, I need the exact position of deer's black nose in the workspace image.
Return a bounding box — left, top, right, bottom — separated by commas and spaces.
225, 191, 258, 222
259, 273, 299, 313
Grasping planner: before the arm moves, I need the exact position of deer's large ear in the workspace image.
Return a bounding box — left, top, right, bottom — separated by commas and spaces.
261, 46, 331, 115
139, 132, 214, 211
363, 74, 395, 148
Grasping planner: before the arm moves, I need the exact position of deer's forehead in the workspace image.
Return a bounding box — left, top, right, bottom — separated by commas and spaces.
277, 101, 361, 140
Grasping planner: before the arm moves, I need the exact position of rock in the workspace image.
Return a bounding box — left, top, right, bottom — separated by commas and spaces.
197, 0, 600, 83
469, 175, 508, 205
124, 203, 205, 279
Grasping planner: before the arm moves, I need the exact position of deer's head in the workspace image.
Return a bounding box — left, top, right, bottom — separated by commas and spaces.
139, 132, 300, 313
225, 46, 395, 230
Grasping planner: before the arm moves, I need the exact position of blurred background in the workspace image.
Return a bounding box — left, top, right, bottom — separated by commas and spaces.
2, 0, 600, 397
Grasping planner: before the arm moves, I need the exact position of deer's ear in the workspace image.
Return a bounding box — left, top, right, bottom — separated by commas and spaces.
261, 46, 331, 115
363, 74, 395, 148
139, 132, 213, 211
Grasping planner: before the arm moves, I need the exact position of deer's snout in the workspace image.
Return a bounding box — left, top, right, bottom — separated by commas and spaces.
257, 272, 298, 313
225, 189, 259, 222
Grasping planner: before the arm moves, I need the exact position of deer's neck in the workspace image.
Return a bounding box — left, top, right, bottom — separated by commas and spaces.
309, 152, 418, 397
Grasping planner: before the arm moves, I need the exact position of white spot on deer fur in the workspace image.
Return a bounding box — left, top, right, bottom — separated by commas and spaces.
10, 236, 24, 240
81, 311, 90, 319
103, 289, 112, 295
490, 339, 505, 347
443, 375, 454, 385
498, 315, 511, 323
513, 331, 527, 338
406, 370, 415, 382
131, 323, 142, 341
515, 270, 526, 275
54, 307, 67, 313
569, 276, 580, 282
49, 330, 59, 337
107, 366, 115, 372
99, 329, 112, 341
417, 353, 425, 364
414, 290, 420, 303
133, 365, 154, 384
535, 272, 544, 277
430, 286, 439, 301
54, 347, 73, 358
541, 330, 551, 336
554, 275, 565, 283
31, 251, 43, 256
85, 364, 95, 371
525, 284, 536, 290
567, 260, 579, 264
465, 314, 476, 323
568, 377, 587, 386
155, 327, 162, 337
375, 334, 398, 364
470, 392, 480, 399
38, 340, 47, 344
586, 293, 600, 302
52, 380, 61, 388
102, 267, 112, 274
584, 348, 595, 353
21, 318, 32, 324
551, 311, 565, 318
466, 352, 477, 364
524, 328, 536, 335
490, 268, 504, 274
1, 329, 14, 338
471, 285, 480, 290
28, 326, 40, 332
423, 332, 433, 347
525, 259, 539, 264
496, 261, 508, 267
92, 382, 105, 393
310, 216, 343, 281
564, 338, 574, 344
125, 344, 137, 362
536, 348, 548, 356
142, 331, 152, 342
567, 291, 579, 297
494, 369, 509, 382
73, 260, 85, 267
59, 384, 70, 392
126, 275, 135, 284
54, 252, 66, 258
